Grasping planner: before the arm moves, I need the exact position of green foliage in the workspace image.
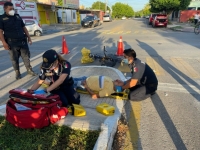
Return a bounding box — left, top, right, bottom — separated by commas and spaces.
58, 0, 63, 7
112, 2, 134, 18
142, 4, 151, 16
91, 1, 110, 11
150, 0, 191, 14
134, 3, 151, 17
0, 116, 100, 150
134, 11, 143, 17
179, 0, 191, 10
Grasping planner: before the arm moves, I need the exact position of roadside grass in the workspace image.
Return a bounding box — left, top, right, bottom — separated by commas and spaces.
0, 116, 100, 150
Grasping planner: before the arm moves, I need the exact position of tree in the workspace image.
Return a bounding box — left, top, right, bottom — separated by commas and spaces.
91, 1, 110, 11
142, 4, 151, 16
150, 0, 191, 14
112, 2, 134, 18
58, 0, 62, 7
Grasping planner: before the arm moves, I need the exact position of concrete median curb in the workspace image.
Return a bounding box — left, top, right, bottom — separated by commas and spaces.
71, 66, 127, 150
0, 66, 127, 150
42, 26, 82, 34
0, 104, 6, 116
168, 25, 194, 33
93, 101, 124, 150
169, 28, 194, 33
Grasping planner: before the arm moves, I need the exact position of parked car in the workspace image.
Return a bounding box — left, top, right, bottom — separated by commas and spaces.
23, 19, 43, 36
146, 15, 149, 19
103, 14, 112, 22
81, 15, 100, 28
122, 16, 126, 20
152, 14, 168, 28
148, 13, 159, 25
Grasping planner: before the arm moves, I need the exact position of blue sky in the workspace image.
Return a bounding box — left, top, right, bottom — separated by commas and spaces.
80, 0, 149, 11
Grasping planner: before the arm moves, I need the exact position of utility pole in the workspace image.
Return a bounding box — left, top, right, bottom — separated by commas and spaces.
105, 0, 107, 13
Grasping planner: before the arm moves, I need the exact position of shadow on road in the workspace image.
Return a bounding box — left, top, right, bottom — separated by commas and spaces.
136, 39, 199, 97
151, 93, 187, 150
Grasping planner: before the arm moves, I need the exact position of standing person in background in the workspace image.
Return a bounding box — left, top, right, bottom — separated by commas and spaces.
0, 2, 37, 80
194, 12, 200, 25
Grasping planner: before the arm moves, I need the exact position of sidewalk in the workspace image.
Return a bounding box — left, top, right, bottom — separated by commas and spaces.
167, 22, 194, 32
42, 23, 82, 34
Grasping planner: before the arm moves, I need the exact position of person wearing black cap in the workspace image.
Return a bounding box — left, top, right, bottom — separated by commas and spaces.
29, 49, 80, 107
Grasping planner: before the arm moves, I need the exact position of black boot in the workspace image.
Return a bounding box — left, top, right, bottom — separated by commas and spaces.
15, 70, 21, 80
27, 68, 37, 76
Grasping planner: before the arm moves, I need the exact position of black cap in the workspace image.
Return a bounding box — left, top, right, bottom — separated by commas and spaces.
42, 49, 58, 69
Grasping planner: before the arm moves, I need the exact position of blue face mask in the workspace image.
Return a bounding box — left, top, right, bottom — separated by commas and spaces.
115, 86, 122, 92
123, 59, 129, 64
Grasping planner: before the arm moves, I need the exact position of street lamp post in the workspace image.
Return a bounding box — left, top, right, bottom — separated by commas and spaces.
51, 2, 56, 29
105, 0, 107, 13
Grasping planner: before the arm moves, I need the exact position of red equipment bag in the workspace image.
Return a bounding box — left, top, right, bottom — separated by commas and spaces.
9, 88, 60, 102
6, 99, 68, 129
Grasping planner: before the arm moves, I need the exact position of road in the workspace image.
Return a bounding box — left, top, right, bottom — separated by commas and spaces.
0, 18, 200, 149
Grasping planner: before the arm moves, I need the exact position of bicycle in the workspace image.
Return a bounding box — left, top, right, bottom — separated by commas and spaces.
89, 46, 123, 67
194, 22, 200, 35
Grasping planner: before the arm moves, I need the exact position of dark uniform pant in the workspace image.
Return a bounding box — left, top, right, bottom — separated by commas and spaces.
7, 39, 31, 71
51, 85, 80, 107
195, 19, 198, 25
129, 83, 158, 101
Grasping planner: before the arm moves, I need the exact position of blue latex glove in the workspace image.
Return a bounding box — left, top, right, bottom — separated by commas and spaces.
34, 89, 46, 94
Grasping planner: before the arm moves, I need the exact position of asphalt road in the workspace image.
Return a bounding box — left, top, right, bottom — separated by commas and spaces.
0, 18, 200, 149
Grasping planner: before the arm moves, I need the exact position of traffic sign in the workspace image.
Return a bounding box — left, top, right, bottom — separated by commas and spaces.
20, 1, 26, 10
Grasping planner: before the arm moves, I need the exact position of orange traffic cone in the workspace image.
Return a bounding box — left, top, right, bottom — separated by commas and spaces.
61, 36, 70, 54
116, 36, 124, 56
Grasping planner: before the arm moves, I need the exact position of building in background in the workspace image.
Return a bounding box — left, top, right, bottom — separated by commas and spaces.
79, 9, 105, 23
0, 0, 39, 21
188, 0, 200, 10
37, 0, 57, 25
56, 0, 79, 24
170, 0, 200, 22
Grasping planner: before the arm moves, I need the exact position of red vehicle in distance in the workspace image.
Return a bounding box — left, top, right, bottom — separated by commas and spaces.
152, 14, 168, 28
148, 13, 159, 25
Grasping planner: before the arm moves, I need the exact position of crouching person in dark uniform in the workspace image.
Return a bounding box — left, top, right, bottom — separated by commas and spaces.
117, 48, 158, 100
0, 2, 36, 80
30, 49, 80, 107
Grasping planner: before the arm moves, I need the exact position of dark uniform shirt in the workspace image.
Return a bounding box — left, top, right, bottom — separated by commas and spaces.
0, 13, 25, 39
128, 58, 158, 86
39, 61, 71, 87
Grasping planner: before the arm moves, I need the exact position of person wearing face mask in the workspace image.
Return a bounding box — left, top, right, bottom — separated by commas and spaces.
0, 2, 36, 80
29, 49, 80, 107
117, 48, 158, 100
